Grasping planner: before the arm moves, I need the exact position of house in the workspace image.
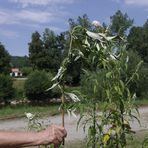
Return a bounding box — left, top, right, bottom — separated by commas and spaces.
10, 68, 22, 77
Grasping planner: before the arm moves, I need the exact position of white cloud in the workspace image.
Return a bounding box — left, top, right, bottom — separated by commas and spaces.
0, 29, 19, 38
125, 0, 148, 6
111, 0, 120, 3
9, 0, 74, 7
0, 0, 74, 33
16, 10, 55, 23
112, 0, 148, 6
0, 10, 17, 25
0, 0, 74, 26
0, 8, 67, 25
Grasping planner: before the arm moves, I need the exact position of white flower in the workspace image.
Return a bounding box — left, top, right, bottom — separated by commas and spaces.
92, 20, 102, 27
132, 93, 137, 99
25, 112, 34, 120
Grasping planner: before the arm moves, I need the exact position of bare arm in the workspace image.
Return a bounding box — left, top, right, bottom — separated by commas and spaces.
0, 125, 67, 148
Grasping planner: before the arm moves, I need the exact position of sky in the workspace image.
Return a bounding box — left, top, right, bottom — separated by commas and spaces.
0, 0, 148, 56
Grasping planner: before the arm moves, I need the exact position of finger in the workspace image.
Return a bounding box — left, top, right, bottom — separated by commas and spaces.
56, 126, 67, 137
53, 139, 60, 148
56, 128, 67, 141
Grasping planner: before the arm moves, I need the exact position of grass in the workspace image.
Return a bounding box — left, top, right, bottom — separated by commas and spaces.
13, 78, 26, 90
135, 99, 148, 107
0, 104, 60, 119
13, 78, 26, 99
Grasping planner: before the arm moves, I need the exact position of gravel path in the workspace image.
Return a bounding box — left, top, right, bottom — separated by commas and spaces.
0, 107, 148, 146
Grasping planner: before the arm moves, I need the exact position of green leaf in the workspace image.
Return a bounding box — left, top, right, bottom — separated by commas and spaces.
84, 37, 90, 47
86, 31, 102, 41
65, 92, 80, 102
119, 80, 125, 91
106, 72, 112, 78
46, 82, 59, 91
96, 43, 100, 51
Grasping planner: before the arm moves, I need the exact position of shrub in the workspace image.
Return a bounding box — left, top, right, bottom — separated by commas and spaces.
124, 51, 148, 99
21, 67, 33, 77
0, 74, 14, 104
137, 63, 148, 99
80, 70, 106, 101
24, 71, 60, 101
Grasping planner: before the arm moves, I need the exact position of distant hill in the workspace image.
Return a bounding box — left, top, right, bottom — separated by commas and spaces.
11, 56, 31, 68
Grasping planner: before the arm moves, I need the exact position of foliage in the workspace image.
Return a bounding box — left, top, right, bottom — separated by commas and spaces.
42, 28, 62, 72
0, 74, 14, 104
11, 56, 31, 68
136, 63, 148, 99
64, 14, 94, 85
110, 10, 133, 36
25, 112, 49, 148
127, 21, 148, 63
50, 24, 142, 148
28, 31, 44, 70
0, 42, 11, 74
24, 71, 56, 101
80, 70, 106, 101
21, 67, 33, 77
68, 14, 92, 31
28, 29, 62, 72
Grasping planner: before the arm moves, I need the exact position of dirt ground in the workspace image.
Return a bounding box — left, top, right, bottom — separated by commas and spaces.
0, 107, 148, 147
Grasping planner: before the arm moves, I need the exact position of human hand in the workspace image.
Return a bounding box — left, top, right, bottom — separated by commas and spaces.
38, 125, 67, 147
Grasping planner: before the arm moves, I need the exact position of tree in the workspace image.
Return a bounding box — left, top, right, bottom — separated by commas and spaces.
11, 56, 31, 68
28, 31, 44, 69
0, 74, 14, 104
0, 42, 11, 74
28, 29, 63, 72
127, 21, 148, 63
110, 10, 133, 36
42, 28, 62, 72
64, 14, 92, 85
68, 14, 92, 31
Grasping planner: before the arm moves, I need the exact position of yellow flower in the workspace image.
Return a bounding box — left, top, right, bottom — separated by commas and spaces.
103, 129, 112, 145
103, 134, 110, 145
124, 119, 129, 126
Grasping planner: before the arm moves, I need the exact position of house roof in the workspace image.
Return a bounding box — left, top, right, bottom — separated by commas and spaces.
11, 68, 20, 72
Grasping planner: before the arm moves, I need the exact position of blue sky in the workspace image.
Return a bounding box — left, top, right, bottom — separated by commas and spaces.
0, 0, 148, 56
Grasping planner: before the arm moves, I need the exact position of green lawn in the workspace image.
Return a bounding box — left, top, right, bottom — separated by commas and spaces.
12, 78, 26, 99
13, 78, 26, 90
0, 104, 59, 119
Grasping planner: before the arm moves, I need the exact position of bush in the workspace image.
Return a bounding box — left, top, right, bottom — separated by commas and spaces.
137, 63, 148, 99
0, 74, 14, 104
24, 71, 60, 101
21, 67, 33, 77
80, 70, 106, 101
125, 51, 148, 99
